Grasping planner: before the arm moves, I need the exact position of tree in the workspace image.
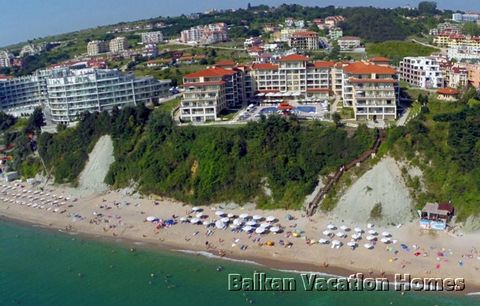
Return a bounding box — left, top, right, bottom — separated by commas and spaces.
418, 1, 437, 16
25, 107, 45, 133
332, 112, 341, 127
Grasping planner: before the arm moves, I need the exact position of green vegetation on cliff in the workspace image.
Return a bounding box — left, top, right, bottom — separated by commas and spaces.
38, 105, 375, 209
384, 91, 480, 220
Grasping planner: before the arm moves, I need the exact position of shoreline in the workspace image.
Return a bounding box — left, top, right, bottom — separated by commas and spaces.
1, 184, 480, 295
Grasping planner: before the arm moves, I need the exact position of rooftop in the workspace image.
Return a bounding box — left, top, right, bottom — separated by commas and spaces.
344, 62, 397, 75
278, 54, 309, 62
184, 67, 236, 78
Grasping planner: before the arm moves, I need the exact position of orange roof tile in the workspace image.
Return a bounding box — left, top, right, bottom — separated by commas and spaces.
369, 56, 391, 63
292, 31, 318, 37
184, 67, 236, 78
278, 54, 309, 62
309, 61, 336, 69
251, 63, 279, 70
183, 81, 226, 87
344, 62, 396, 75
437, 88, 459, 95
215, 60, 236, 67
349, 78, 397, 84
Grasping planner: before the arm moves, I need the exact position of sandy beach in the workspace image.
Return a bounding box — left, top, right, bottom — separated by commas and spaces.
0, 181, 479, 295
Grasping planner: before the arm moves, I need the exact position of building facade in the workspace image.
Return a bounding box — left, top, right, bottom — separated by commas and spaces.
0, 68, 171, 123
109, 37, 128, 54
399, 57, 444, 89
0, 51, 12, 68
87, 40, 109, 56
180, 23, 228, 45
337, 36, 361, 51
141, 31, 164, 44
289, 31, 319, 50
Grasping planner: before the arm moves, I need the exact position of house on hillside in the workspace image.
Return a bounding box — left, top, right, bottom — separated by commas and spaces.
419, 202, 454, 230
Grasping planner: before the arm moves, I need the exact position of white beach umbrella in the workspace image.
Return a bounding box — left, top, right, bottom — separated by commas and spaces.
239, 213, 249, 219
364, 243, 374, 249
347, 241, 357, 248
367, 223, 374, 229
195, 213, 205, 219
229, 224, 240, 229
327, 224, 336, 230
215, 220, 226, 229
190, 218, 201, 224
260, 222, 270, 228
246, 220, 257, 226
270, 226, 280, 233
266, 216, 276, 222
252, 215, 263, 221
318, 239, 329, 244
366, 235, 377, 241
380, 237, 391, 244
255, 227, 266, 234
354, 227, 363, 233
323, 230, 333, 236
179, 217, 188, 222
340, 225, 350, 231
233, 219, 243, 226
368, 230, 377, 235
382, 232, 391, 237
146, 216, 159, 222
352, 233, 362, 240
203, 220, 213, 226
242, 226, 253, 232
227, 213, 235, 218
215, 211, 226, 216
220, 217, 230, 223
192, 206, 202, 212
336, 232, 346, 238
331, 240, 342, 247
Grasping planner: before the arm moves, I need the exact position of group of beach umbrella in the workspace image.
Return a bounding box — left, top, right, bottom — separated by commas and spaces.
320, 223, 394, 250
180, 207, 281, 234
0, 184, 72, 212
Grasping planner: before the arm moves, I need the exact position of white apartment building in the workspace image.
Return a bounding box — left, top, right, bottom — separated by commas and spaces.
109, 37, 128, 54
141, 31, 164, 44
289, 31, 320, 50
87, 40, 108, 56
0, 50, 12, 68
180, 23, 228, 45
328, 27, 343, 40
0, 68, 171, 123
399, 57, 444, 89
337, 36, 361, 51
341, 62, 398, 120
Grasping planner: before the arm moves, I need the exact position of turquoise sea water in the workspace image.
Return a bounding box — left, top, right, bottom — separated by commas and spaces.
0, 219, 477, 306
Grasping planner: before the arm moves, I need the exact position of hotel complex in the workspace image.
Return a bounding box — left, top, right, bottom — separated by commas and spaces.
180, 54, 399, 122
399, 57, 444, 89
0, 68, 171, 123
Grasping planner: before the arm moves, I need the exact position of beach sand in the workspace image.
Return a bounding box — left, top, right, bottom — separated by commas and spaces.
0, 182, 479, 294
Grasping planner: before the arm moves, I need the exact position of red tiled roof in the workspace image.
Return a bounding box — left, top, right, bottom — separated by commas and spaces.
309, 61, 336, 69
344, 62, 397, 75
278, 54, 309, 62
183, 81, 226, 87
215, 60, 236, 67
437, 88, 459, 95
292, 31, 318, 37
369, 57, 391, 63
438, 202, 454, 214
349, 78, 397, 84
251, 63, 279, 70
184, 67, 236, 78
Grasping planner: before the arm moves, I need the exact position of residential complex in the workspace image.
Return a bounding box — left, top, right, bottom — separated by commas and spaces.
289, 31, 320, 50
180, 55, 399, 122
337, 36, 361, 51
0, 51, 12, 68
452, 13, 480, 23
87, 40, 109, 56
180, 23, 228, 45
109, 37, 128, 54
399, 57, 444, 89
328, 27, 343, 40
0, 68, 171, 123
141, 31, 164, 44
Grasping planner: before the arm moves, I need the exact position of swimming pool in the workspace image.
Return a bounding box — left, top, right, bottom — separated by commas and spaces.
295, 106, 316, 114
260, 107, 278, 115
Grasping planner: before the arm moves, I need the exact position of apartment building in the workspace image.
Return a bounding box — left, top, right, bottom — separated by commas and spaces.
328, 27, 343, 40
289, 31, 319, 50
434, 34, 480, 48
452, 13, 480, 23
341, 62, 398, 120
0, 68, 170, 123
141, 31, 164, 44
180, 23, 228, 45
399, 57, 444, 89
444, 65, 468, 89
0, 50, 12, 68
337, 36, 361, 51
87, 40, 109, 56
109, 37, 128, 54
